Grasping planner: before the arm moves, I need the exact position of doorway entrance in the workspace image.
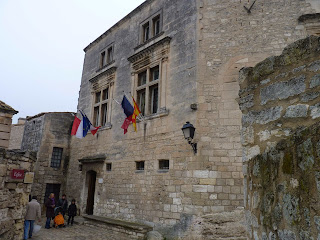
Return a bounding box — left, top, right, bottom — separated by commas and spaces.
86, 171, 96, 215
44, 183, 60, 203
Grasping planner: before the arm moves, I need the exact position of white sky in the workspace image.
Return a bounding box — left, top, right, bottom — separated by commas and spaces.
0, 0, 145, 123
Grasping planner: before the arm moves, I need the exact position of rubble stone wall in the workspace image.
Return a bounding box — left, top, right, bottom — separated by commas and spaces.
238, 36, 320, 239
0, 149, 36, 240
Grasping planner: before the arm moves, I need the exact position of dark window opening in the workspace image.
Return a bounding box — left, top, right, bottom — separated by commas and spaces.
101, 104, 108, 126
136, 161, 145, 171
102, 88, 109, 100
159, 160, 169, 170
100, 51, 105, 68
95, 92, 101, 103
138, 71, 147, 86
150, 66, 159, 81
143, 23, 150, 42
107, 47, 113, 64
150, 84, 158, 114
137, 89, 146, 116
94, 106, 100, 127
44, 183, 60, 203
106, 163, 112, 171
153, 16, 160, 36
51, 147, 63, 168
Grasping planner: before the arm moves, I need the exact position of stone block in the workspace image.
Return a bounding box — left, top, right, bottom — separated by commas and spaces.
310, 103, 320, 119
5, 183, 17, 190
260, 75, 306, 105
193, 170, 209, 178
199, 179, 216, 185
193, 185, 208, 192
284, 104, 308, 118
242, 106, 283, 125
308, 60, 320, 72
310, 74, 320, 88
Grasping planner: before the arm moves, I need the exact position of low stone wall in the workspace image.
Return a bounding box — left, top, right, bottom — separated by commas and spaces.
0, 149, 36, 240
238, 36, 320, 239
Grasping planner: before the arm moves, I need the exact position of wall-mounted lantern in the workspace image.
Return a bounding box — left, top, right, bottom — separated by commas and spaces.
181, 122, 197, 154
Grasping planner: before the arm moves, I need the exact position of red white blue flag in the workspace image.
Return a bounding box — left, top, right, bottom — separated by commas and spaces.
71, 111, 100, 138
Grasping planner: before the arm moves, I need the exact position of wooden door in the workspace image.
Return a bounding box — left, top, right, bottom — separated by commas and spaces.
86, 171, 96, 215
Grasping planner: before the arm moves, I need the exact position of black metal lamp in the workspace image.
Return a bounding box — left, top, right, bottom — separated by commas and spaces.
181, 122, 197, 154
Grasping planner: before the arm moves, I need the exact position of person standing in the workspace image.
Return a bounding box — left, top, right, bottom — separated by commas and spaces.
45, 193, 55, 229
67, 199, 77, 226
57, 194, 68, 217
24, 196, 41, 240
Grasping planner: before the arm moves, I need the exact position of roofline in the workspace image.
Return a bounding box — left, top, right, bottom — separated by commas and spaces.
26, 112, 76, 121
83, 0, 155, 53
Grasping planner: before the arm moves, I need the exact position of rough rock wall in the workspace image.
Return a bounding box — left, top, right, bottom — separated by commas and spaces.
8, 119, 25, 150
238, 36, 320, 239
0, 149, 36, 240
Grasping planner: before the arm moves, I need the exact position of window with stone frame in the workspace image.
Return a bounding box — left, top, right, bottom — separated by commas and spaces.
107, 46, 113, 64
98, 44, 114, 69
50, 147, 63, 168
136, 161, 145, 171
128, 37, 171, 119
136, 65, 160, 116
99, 51, 106, 68
140, 12, 162, 43
93, 87, 110, 127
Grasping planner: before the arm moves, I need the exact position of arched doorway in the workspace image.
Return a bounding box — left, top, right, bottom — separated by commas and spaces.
86, 170, 96, 215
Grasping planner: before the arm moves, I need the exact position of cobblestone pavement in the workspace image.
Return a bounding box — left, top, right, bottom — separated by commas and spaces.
31, 218, 117, 240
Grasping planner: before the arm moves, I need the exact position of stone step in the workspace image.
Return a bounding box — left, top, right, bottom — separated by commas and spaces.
82, 215, 153, 240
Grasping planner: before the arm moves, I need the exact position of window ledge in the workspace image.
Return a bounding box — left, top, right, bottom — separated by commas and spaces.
98, 123, 112, 131
96, 60, 115, 73
134, 32, 164, 51
157, 170, 169, 173
135, 170, 145, 173
137, 108, 169, 122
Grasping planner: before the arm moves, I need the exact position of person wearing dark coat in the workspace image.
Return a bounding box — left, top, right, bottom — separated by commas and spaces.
45, 193, 55, 229
57, 194, 68, 217
67, 199, 77, 226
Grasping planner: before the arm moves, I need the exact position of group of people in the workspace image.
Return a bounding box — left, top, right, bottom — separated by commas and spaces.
23, 193, 77, 240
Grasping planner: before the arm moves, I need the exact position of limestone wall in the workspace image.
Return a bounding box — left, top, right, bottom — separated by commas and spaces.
8, 118, 26, 150
238, 36, 320, 239
0, 149, 36, 240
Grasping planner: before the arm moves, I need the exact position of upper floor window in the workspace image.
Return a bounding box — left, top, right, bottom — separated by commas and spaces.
98, 44, 114, 69
93, 87, 110, 127
136, 65, 160, 116
51, 147, 63, 168
140, 13, 162, 43
107, 46, 113, 64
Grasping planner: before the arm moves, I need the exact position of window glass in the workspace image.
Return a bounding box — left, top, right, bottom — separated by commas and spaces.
143, 23, 150, 42
101, 103, 108, 126
102, 88, 109, 100
138, 71, 147, 86
106, 163, 112, 171
153, 16, 160, 36
137, 89, 146, 116
159, 160, 169, 170
100, 51, 105, 67
94, 106, 100, 127
136, 161, 145, 170
150, 66, 159, 81
51, 147, 63, 168
150, 85, 158, 114
95, 92, 101, 103
107, 47, 113, 63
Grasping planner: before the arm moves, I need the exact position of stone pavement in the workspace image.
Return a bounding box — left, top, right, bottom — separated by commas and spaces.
31, 217, 117, 240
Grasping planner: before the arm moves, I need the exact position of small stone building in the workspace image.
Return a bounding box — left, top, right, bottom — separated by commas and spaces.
21, 112, 74, 205
0, 100, 18, 149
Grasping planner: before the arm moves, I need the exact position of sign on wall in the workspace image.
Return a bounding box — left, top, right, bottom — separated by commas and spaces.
11, 169, 24, 179
24, 172, 34, 184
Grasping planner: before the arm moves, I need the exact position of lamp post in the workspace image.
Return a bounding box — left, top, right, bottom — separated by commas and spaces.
181, 122, 197, 154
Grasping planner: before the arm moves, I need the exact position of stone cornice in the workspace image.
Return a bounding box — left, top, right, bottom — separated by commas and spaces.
89, 66, 117, 83
128, 37, 171, 63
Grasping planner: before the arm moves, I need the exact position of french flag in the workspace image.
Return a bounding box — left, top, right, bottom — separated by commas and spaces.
71, 112, 100, 138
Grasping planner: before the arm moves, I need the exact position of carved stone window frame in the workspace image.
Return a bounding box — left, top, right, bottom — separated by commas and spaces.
128, 37, 171, 119
89, 67, 116, 129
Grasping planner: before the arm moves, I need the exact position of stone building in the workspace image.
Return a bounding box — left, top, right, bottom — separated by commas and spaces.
0, 100, 18, 149
65, 0, 320, 239
21, 112, 74, 205
8, 118, 26, 150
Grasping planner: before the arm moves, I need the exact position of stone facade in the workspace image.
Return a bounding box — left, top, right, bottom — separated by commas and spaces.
66, 0, 319, 239
8, 118, 26, 150
0, 149, 36, 240
21, 112, 74, 205
0, 100, 18, 149
238, 36, 320, 239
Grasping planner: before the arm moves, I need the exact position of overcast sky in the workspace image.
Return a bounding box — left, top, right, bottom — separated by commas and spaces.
0, 0, 145, 123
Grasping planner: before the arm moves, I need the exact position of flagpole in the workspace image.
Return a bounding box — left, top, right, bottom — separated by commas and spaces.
123, 91, 146, 122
